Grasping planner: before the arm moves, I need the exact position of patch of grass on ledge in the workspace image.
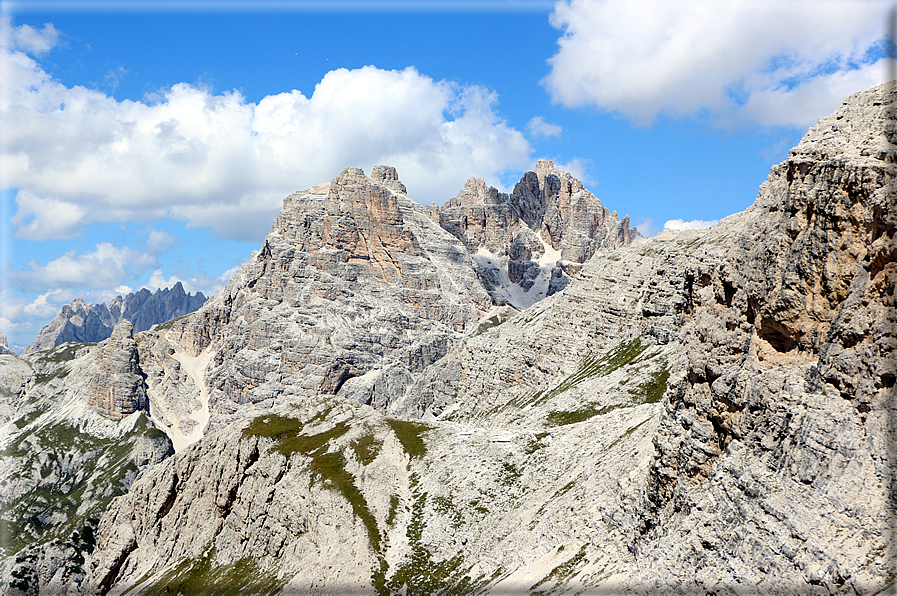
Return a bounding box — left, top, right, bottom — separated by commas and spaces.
242, 415, 381, 553
140, 546, 285, 596
546, 404, 625, 426
242, 415, 349, 458
351, 433, 383, 466
385, 419, 428, 459
152, 314, 191, 332
37, 343, 95, 363
629, 365, 670, 404
532, 338, 650, 406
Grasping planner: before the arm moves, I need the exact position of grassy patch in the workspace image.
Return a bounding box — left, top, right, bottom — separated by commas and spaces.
351, 433, 382, 466
546, 404, 625, 426
152, 314, 191, 332
499, 462, 522, 486
34, 367, 70, 384
530, 544, 588, 593
605, 419, 649, 452
386, 478, 489, 596
36, 343, 95, 363
242, 415, 349, 458
386, 495, 400, 527
473, 313, 513, 337
385, 419, 428, 459
629, 365, 670, 404
0, 414, 162, 558
140, 546, 285, 596
242, 415, 381, 553
531, 338, 650, 407
310, 450, 382, 552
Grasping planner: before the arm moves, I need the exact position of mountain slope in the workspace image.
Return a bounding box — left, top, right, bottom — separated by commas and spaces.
82, 83, 896, 596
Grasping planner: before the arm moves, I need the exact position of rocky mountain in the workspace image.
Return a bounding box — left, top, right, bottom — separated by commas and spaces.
0, 83, 893, 595
0, 335, 14, 357
434, 159, 639, 308
22, 283, 207, 355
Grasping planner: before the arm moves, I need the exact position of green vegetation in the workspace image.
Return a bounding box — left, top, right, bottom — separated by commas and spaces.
385, 418, 429, 459
351, 433, 383, 466
630, 365, 670, 404
525, 433, 549, 455
242, 415, 349, 458
385, 476, 490, 596
34, 367, 70, 384
242, 415, 381, 553
36, 343, 95, 363
0, 413, 161, 558
499, 461, 522, 486
472, 312, 514, 337
530, 544, 588, 594
605, 419, 649, 451
152, 314, 191, 332
546, 404, 624, 427
386, 495, 401, 526
530, 338, 650, 407
140, 546, 285, 596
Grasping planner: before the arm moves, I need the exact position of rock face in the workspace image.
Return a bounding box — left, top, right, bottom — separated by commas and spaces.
438, 159, 640, 308
2, 84, 893, 596
0, 334, 15, 356
86, 321, 148, 420
132, 166, 494, 448
23, 282, 207, 355
0, 341, 173, 595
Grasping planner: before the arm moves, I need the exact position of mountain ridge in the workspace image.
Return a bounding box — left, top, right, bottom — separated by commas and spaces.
22, 282, 208, 356
0, 82, 893, 595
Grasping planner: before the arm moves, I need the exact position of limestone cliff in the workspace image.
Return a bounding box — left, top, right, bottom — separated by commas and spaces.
135, 166, 493, 449
438, 159, 639, 308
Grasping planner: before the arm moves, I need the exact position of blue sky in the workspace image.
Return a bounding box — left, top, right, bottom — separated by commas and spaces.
1, 0, 893, 350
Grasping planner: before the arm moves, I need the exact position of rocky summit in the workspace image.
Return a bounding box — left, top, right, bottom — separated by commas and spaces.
0, 83, 894, 596
23, 283, 207, 355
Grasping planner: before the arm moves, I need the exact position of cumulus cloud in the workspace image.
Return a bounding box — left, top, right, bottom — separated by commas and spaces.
544, 0, 891, 127
10, 243, 159, 292
663, 218, 718, 231
550, 157, 591, 185
2, 23, 533, 241
22, 289, 64, 318
527, 116, 563, 138
0, 19, 59, 55
635, 218, 657, 237
147, 229, 176, 255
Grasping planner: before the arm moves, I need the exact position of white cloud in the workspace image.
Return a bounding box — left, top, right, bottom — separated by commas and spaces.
10, 242, 158, 291
635, 218, 657, 237
2, 27, 533, 241
143, 269, 186, 293
146, 229, 176, 255
10, 192, 87, 240
0, 19, 59, 55
544, 0, 892, 127
115, 285, 133, 294
22, 289, 64, 318
663, 218, 718, 231
550, 157, 591, 185
527, 116, 563, 138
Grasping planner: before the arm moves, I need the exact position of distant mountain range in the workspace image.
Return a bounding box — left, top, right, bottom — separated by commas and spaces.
21, 282, 207, 355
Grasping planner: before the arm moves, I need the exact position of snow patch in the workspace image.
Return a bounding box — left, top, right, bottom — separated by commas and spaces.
472, 235, 563, 311
150, 346, 214, 453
